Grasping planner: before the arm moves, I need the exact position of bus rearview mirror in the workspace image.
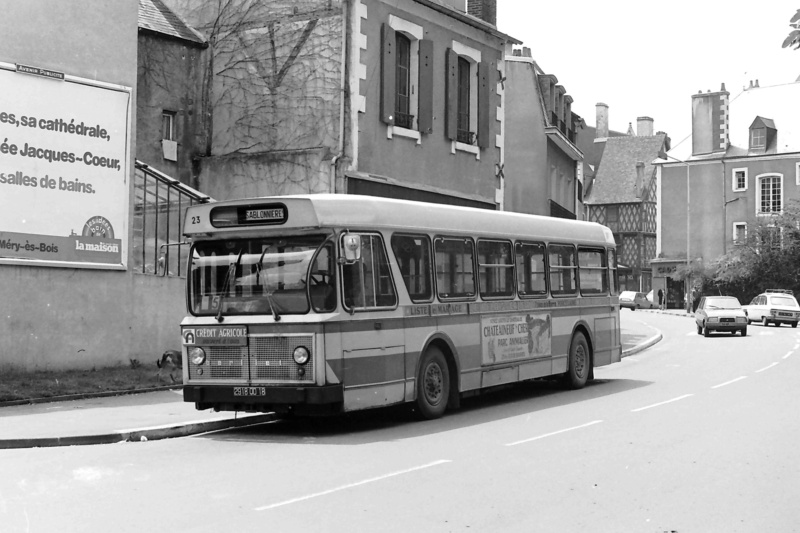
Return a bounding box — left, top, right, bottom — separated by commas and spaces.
342, 234, 362, 263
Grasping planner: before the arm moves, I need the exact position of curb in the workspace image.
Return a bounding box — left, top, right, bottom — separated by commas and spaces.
622, 333, 663, 357
0, 385, 182, 408
0, 412, 277, 450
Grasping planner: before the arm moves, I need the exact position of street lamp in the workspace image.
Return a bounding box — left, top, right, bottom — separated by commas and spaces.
657, 150, 692, 313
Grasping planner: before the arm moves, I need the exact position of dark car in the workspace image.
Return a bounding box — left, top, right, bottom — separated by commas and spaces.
695, 296, 748, 337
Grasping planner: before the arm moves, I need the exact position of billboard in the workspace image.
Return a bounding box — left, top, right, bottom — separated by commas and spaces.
0, 63, 131, 268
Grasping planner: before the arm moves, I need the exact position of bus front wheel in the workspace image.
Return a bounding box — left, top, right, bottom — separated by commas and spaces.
562, 332, 590, 389
416, 346, 450, 419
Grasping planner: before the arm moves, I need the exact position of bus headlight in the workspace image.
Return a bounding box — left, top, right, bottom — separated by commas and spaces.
189, 347, 206, 365
293, 346, 310, 365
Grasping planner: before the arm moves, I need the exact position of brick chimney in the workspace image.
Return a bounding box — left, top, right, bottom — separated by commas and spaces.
596, 102, 609, 139
637, 116, 654, 137
467, 0, 496, 25
691, 83, 729, 156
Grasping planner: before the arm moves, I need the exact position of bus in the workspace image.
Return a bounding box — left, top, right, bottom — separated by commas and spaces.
180, 194, 621, 419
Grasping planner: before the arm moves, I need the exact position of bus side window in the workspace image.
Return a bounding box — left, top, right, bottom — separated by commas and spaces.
434, 237, 476, 300
515, 242, 547, 297
578, 248, 607, 295
391, 234, 433, 302
478, 239, 514, 299
342, 234, 397, 310
549, 244, 577, 296
608, 248, 619, 295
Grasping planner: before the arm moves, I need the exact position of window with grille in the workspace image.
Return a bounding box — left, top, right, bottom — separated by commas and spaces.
391, 234, 432, 302
435, 237, 476, 300
515, 242, 547, 297
395, 32, 413, 130
548, 244, 577, 296
733, 223, 747, 245
750, 128, 765, 149
732, 168, 747, 192
477, 240, 514, 298
757, 174, 782, 214
132, 162, 207, 276
456, 56, 472, 144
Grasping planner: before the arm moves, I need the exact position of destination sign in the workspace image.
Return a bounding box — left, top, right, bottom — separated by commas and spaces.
244, 208, 284, 222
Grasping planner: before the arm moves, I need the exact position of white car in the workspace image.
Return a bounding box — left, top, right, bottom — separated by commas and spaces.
742, 290, 800, 327
619, 291, 653, 310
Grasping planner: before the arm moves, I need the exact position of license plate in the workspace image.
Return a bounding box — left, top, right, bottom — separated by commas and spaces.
779, 312, 793, 317
233, 386, 266, 397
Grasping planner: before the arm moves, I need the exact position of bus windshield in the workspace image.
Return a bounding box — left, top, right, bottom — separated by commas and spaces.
189, 235, 335, 317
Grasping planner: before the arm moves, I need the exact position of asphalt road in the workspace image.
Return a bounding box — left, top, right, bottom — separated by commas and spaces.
2, 312, 798, 532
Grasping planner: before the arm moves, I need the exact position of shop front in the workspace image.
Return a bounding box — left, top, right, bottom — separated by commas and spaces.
650, 259, 686, 310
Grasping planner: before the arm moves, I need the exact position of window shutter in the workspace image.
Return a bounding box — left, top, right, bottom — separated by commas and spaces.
418, 39, 434, 134
380, 23, 395, 125
477, 61, 491, 149
445, 48, 458, 141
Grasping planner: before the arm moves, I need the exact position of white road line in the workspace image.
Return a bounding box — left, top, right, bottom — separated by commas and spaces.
793, 344, 800, 350
783, 351, 793, 360
711, 376, 747, 389
505, 420, 603, 447
254, 460, 452, 511
755, 362, 779, 373
631, 394, 693, 412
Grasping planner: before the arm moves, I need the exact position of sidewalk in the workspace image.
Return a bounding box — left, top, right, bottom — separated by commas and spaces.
0, 315, 678, 449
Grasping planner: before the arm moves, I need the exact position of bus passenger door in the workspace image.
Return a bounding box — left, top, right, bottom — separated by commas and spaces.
339, 233, 405, 411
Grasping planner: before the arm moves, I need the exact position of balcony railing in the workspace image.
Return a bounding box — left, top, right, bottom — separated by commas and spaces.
457, 130, 475, 145
394, 112, 414, 130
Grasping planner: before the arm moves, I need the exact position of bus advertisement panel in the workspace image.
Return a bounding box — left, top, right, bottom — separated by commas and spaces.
0, 63, 130, 268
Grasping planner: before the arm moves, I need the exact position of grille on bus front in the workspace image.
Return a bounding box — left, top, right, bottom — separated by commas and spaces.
250, 335, 314, 382
188, 335, 314, 383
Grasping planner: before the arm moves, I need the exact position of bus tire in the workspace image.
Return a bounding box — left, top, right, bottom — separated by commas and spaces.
562, 332, 590, 389
416, 346, 449, 419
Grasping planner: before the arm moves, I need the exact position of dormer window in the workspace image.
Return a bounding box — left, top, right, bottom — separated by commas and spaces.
749, 116, 776, 151
750, 128, 765, 148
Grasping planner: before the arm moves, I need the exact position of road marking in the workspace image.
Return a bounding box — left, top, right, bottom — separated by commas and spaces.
254, 460, 452, 511
505, 420, 603, 447
631, 394, 693, 412
711, 376, 747, 389
755, 362, 779, 373
793, 343, 800, 350
783, 351, 793, 360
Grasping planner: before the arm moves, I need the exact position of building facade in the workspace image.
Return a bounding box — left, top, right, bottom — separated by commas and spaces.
0, 1, 191, 370
584, 113, 669, 295
151, 0, 518, 209
654, 81, 800, 310
503, 48, 584, 218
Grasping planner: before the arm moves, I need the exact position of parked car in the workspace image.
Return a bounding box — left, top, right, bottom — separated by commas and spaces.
619, 291, 653, 310
695, 295, 748, 336
742, 289, 800, 327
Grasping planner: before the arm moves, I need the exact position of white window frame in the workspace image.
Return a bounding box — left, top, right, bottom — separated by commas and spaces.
162, 111, 176, 141
386, 16, 422, 144
750, 128, 766, 149
732, 167, 748, 192
732, 222, 747, 245
450, 40, 481, 160
756, 173, 783, 216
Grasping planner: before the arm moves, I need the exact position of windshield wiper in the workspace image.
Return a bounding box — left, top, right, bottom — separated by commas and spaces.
216, 250, 243, 323
256, 248, 281, 322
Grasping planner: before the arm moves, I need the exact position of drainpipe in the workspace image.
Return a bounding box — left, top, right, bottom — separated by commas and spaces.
331, 0, 349, 194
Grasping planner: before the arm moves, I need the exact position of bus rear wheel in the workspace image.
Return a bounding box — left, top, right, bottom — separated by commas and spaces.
562, 332, 590, 389
416, 346, 449, 419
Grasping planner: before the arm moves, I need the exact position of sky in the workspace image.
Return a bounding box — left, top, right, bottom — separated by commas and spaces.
496, 1, 800, 151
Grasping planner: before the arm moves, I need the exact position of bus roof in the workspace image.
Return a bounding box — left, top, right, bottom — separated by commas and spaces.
184, 194, 615, 246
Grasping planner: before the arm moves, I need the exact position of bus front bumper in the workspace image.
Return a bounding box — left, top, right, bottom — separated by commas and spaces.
183, 384, 344, 414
